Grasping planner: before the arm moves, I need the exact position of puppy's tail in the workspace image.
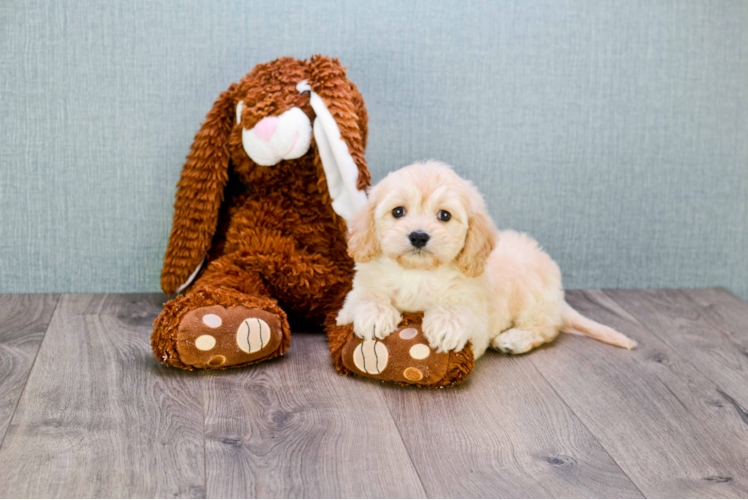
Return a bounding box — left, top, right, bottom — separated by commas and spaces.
561, 302, 637, 349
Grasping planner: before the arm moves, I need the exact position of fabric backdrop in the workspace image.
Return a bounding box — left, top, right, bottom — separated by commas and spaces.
1, 0, 746, 299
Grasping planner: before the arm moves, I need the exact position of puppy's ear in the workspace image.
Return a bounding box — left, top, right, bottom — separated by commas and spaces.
161, 83, 237, 295
346, 192, 381, 263
457, 204, 497, 278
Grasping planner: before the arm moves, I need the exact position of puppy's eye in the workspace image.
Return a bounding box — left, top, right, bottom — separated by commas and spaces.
392, 206, 406, 218
437, 210, 451, 222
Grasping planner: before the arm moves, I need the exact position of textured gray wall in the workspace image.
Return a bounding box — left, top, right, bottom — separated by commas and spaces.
1, 0, 747, 299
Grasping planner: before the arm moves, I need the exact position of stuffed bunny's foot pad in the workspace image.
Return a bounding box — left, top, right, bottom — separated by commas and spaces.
333, 317, 474, 388
176, 305, 282, 369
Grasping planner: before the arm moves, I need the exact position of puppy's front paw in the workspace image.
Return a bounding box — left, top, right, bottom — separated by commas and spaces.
352, 301, 402, 341
336, 300, 355, 326
423, 309, 470, 353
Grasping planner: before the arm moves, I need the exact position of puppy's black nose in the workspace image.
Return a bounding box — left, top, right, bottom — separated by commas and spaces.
408, 231, 430, 249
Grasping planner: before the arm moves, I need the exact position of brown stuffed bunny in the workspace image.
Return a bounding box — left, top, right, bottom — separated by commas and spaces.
152, 55, 474, 387
152, 56, 370, 369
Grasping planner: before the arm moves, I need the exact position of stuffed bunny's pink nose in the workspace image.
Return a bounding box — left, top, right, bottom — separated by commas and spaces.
253, 117, 278, 142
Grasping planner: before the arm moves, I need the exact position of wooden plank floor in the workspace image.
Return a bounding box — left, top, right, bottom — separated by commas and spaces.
0, 289, 747, 498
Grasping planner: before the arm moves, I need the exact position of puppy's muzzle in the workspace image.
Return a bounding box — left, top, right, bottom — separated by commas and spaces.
408, 231, 430, 249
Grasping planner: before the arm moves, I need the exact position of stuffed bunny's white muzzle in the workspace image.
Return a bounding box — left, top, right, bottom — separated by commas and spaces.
238, 104, 313, 166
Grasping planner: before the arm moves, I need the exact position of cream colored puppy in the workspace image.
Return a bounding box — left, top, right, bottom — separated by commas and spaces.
336, 160, 636, 359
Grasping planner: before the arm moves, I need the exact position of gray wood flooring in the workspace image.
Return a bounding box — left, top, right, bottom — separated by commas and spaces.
0, 289, 747, 498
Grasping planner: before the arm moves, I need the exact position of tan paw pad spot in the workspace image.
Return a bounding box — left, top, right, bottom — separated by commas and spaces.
195, 335, 216, 351
409, 343, 431, 360
208, 355, 226, 366
202, 314, 222, 328
399, 328, 418, 340
236, 318, 272, 354
353, 340, 389, 374
403, 367, 423, 381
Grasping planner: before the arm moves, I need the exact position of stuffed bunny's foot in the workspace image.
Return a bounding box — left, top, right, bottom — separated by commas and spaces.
175, 305, 284, 369
328, 313, 474, 388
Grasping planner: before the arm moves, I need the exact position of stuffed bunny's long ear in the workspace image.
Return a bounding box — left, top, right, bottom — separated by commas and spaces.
297, 79, 367, 222
161, 84, 237, 295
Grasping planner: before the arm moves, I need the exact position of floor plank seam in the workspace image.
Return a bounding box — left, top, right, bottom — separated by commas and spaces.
381, 392, 430, 498
201, 371, 209, 499
0, 294, 61, 452
680, 290, 748, 351
527, 355, 647, 498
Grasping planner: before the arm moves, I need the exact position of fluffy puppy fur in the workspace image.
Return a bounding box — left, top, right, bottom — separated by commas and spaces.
337, 160, 636, 359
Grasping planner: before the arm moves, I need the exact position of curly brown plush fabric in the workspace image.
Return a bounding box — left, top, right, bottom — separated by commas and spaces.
153, 56, 370, 370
